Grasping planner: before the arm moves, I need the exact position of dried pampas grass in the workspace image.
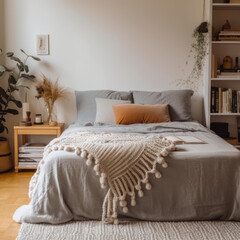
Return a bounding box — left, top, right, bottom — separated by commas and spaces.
35, 74, 69, 124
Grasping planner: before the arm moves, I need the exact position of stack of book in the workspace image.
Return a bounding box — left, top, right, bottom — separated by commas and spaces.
218, 30, 240, 41
217, 72, 240, 78
18, 143, 46, 168
211, 87, 240, 113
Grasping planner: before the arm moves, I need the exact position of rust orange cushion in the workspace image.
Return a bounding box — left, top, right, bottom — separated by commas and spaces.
112, 104, 171, 125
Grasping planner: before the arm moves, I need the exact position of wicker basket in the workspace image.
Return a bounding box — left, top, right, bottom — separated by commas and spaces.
0, 138, 13, 172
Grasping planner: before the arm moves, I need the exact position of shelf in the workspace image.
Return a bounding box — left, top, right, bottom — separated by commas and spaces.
211, 113, 240, 116
17, 166, 37, 170
213, 3, 240, 10
212, 41, 240, 44
14, 123, 64, 172
211, 78, 240, 81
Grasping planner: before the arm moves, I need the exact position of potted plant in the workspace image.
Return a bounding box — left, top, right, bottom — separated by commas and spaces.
0, 49, 40, 172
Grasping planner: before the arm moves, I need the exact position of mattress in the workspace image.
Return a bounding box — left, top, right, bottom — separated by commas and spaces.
13, 122, 240, 224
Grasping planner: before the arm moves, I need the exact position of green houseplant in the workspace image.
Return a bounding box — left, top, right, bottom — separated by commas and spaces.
178, 21, 209, 91
0, 49, 40, 172
175, 0, 209, 91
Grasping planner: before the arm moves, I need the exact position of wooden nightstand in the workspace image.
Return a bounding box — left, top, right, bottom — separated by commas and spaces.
14, 123, 64, 172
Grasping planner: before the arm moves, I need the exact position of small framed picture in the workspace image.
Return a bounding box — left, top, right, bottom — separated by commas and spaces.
36, 34, 49, 55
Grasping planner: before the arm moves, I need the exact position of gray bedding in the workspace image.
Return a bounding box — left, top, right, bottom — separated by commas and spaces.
13, 122, 240, 224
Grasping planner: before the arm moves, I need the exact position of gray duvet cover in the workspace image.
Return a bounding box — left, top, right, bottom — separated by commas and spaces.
13, 122, 240, 224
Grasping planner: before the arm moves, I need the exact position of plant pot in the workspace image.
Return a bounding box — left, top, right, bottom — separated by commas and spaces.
0, 137, 13, 172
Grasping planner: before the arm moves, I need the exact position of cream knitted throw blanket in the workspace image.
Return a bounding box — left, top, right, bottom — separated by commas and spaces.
29, 131, 175, 224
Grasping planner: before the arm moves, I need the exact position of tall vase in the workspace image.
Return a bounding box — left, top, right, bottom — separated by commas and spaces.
46, 102, 54, 125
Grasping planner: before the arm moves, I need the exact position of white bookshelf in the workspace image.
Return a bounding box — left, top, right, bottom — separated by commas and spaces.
208, 1, 240, 148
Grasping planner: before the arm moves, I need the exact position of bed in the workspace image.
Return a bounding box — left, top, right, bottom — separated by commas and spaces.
13, 90, 240, 224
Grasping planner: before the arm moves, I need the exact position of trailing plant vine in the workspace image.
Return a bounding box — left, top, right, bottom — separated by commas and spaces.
175, 0, 209, 92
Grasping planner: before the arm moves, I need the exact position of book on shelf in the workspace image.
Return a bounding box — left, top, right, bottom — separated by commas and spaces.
19, 142, 46, 152
211, 54, 218, 78
19, 150, 44, 154
230, 0, 240, 3
221, 69, 238, 72
219, 30, 240, 36
219, 88, 222, 113
211, 87, 240, 113
218, 72, 240, 76
18, 153, 43, 158
19, 157, 42, 162
218, 31, 240, 41
218, 37, 240, 41
18, 161, 39, 165
18, 162, 38, 167
217, 75, 240, 79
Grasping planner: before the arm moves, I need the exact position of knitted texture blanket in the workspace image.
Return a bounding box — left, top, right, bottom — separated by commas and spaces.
29, 131, 175, 224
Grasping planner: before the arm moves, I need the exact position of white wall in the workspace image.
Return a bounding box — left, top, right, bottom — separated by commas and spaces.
5, 0, 204, 89
2, 0, 206, 149
0, 0, 4, 58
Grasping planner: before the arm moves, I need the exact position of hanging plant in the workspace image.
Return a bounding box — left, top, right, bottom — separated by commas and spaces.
175, 0, 209, 91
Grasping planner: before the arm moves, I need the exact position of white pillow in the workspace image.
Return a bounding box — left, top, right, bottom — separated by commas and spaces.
95, 98, 131, 124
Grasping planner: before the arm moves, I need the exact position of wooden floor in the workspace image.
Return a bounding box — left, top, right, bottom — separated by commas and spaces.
0, 171, 34, 240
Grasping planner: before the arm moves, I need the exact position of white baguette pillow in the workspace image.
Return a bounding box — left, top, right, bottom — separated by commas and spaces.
95, 98, 131, 124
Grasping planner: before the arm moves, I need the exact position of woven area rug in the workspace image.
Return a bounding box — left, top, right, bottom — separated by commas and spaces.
17, 221, 240, 240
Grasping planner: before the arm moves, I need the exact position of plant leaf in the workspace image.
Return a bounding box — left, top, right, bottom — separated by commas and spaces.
8, 75, 17, 85
24, 65, 29, 73
9, 96, 22, 108
31, 56, 41, 61
0, 111, 7, 115
10, 56, 23, 64
20, 74, 35, 80
0, 97, 6, 105
6, 52, 14, 57
0, 117, 6, 122
9, 84, 19, 92
0, 124, 8, 134
0, 86, 9, 100
6, 108, 19, 115
20, 49, 28, 55
17, 63, 24, 72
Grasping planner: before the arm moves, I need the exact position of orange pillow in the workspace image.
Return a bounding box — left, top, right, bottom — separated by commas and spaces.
112, 104, 171, 125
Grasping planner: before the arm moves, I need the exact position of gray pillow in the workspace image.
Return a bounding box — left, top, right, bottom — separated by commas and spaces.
75, 90, 133, 124
132, 89, 194, 121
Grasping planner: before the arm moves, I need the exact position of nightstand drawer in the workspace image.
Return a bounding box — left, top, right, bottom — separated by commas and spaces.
17, 129, 59, 135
